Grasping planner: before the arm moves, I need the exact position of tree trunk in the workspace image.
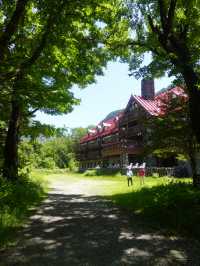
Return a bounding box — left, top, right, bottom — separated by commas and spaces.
189, 151, 200, 188
3, 100, 21, 180
169, 62, 200, 144
188, 89, 200, 144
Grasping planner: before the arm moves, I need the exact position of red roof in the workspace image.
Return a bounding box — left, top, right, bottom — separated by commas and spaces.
133, 86, 187, 116
133, 96, 161, 116
80, 112, 123, 143
80, 86, 187, 143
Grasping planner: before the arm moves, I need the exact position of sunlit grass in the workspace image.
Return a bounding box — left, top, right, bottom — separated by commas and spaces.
0, 173, 47, 248
44, 171, 199, 239
1, 169, 198, 248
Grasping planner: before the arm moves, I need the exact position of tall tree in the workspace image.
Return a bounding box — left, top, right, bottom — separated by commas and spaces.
123, 0, 200, 143
0, 0, 129, 180
144, 88, 200, 187
0, 0, 29, 63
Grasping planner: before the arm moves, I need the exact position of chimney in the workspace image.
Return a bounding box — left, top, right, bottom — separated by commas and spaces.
141, 79, 155, 100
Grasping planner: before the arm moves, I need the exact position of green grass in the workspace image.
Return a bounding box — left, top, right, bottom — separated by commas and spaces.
0, 173, 48, 248
46, 171, 200, 239
1, 170, 199, 248
106, 179, 200, 239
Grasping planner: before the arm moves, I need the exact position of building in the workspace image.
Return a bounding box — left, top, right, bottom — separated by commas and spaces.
76, 80, 187, 170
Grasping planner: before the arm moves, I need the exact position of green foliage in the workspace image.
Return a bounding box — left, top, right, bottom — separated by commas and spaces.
38, 137, 72, 168
108, 181, 200, 238
84, 168, 122, 176
142, 90, 199, 183
42, 172, 199, 238
22, 121, 67, 140
0, 0, 130, 180
37, 157, 56, 169
0, 174, 47, 247
125, 0, 200, 79
0, 0, 129, 117
84, 170, 98, 176
144, 93, 197, 158
18, 126, 88, 171
123, 0, 200, 145
68, 155, 78, 172
33, 168, 69, 175
18, 140, 37, 172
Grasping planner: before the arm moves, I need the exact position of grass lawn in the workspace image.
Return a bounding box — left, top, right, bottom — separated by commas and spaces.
1, 169, 200, 248
47, 170, 200, 240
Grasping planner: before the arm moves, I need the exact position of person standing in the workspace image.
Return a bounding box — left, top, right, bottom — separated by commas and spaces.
138, 162, 146, 185
126, 163, 133, 187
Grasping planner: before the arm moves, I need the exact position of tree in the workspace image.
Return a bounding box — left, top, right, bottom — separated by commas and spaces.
144, 88, 200, 187
0, 0, 29, 63
18, 125, 91, 171
0, 0, 129, 180
123, 0, 200, 143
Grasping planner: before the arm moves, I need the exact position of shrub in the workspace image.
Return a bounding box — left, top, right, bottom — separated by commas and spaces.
68, 158, 78, 172
84, 170, 97, 176
38, 157, 56, 169
83, 168, 122, 177
0, 175, 47, 247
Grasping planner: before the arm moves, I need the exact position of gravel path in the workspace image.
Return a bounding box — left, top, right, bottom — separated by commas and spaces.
0, 178, 200, 266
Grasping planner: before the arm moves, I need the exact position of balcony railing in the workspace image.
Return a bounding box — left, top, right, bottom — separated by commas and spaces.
119, 111, 139, 125
127, 125, 143, 137
86, 151, 101, 160
101, 141, 120, 147
87, 143, 100, 150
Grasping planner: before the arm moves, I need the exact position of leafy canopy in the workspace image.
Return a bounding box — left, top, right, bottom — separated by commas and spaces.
0, 0, 129, 116
125, 0, 200, 80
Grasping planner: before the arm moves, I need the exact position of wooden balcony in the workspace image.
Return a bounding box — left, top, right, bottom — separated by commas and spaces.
119, 111, 139, 125
87, 141, 101, 150
127, 142, 143, 154
119, 125, 143, 139
102, 143, 121, 157
127, 125, 143, 137
86, 150, 101, 160
101, 141, 120, 148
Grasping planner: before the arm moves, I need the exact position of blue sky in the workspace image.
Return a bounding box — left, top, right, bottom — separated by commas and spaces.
36, 61, 174, 129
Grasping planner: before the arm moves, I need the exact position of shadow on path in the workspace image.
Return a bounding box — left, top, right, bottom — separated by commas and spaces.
0, 187, 200, 266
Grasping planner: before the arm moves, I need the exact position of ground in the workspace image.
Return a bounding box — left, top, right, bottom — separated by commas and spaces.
0, 173, 200, 265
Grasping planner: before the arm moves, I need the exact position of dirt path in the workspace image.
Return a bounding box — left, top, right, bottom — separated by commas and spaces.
0, 178, 200, 266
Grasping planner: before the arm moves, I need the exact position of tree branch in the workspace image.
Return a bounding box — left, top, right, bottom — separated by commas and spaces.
0, 0, 29, 62
158, 0, 167, 33
27, 108, 39, 116
148, 15, 161, 36
166, 0, 177, 35
20, 1, 67, 72
24, 19, 51, 68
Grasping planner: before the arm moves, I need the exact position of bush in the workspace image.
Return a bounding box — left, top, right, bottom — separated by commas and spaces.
37, 157, 56, 169
18, 141, 37, 175
83, 168, 121, 176
84, 170, 97, 176
68, 157, 78, 172
0, 175, 47, 247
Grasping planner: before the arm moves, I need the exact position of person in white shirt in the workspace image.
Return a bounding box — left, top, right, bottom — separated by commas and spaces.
126, 163, 133, 186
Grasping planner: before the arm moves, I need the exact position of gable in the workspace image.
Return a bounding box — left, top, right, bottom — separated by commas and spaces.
124, 95, 140, 114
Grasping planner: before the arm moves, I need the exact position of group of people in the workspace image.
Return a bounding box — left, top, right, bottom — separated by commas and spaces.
126, 162, 146, 187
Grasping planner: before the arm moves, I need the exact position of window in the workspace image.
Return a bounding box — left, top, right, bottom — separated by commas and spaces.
128, 121, 137, 127
129, 102, 138, 112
